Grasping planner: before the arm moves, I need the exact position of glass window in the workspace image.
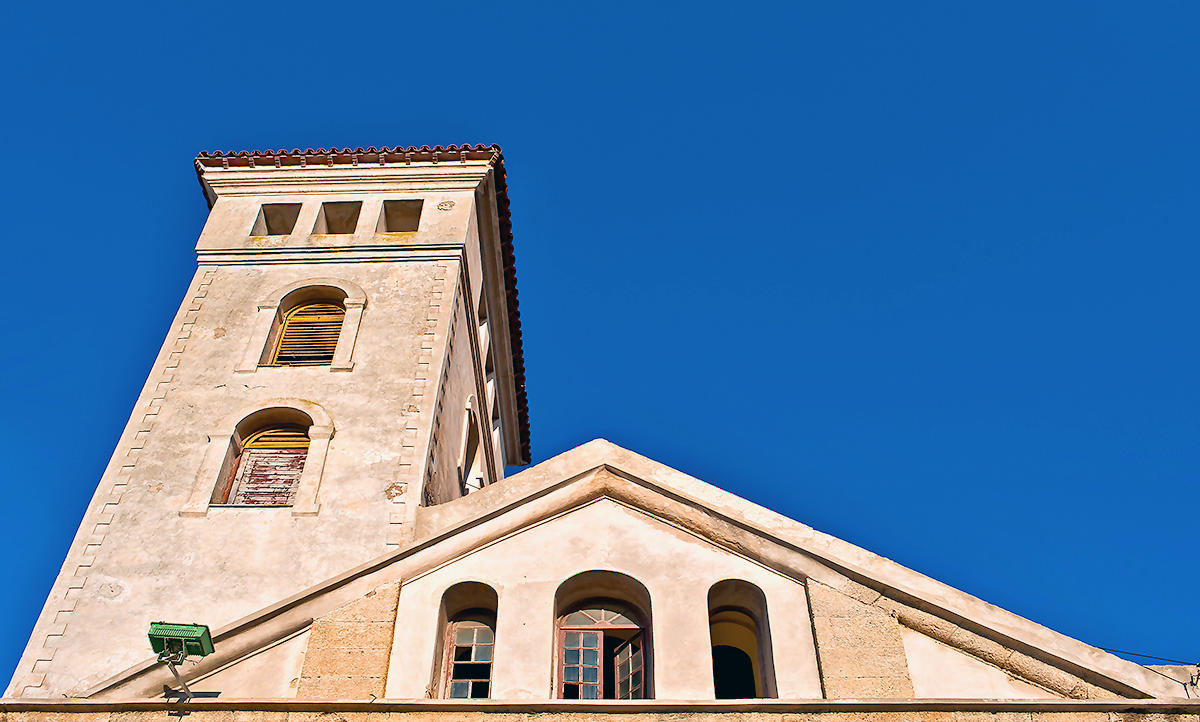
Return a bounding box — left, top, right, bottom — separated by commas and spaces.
445, 618, 494, 698
558, 601, 645, 699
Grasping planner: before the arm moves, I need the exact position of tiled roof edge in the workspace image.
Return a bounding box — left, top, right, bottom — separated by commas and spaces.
193, 144, 531, 463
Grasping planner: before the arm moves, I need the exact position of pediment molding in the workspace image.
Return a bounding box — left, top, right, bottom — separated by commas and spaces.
85, 441, 1180, 700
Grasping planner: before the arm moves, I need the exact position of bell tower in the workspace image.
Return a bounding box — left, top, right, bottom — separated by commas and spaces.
8, 145, 529, 698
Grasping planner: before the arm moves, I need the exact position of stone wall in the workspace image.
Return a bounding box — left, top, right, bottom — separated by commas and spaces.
297, 584, 400, 698
2, 704, 1197, 722
807, 581, 914, 697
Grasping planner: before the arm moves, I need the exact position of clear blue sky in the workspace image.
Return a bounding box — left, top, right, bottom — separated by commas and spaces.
0, 1, 1196, 684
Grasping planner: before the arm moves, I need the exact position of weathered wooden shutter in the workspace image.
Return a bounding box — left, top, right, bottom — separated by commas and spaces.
226, 426, 310, 505
271, 302, 345, 366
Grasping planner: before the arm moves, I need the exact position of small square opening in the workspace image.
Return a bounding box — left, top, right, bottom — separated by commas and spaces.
314, 201, 362, 235
251, 203, 302, 236
377, 200, 424, 233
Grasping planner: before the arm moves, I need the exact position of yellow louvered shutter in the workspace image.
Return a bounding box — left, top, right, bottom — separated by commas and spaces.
271, 302, 345, 366
223, 426, 310, 506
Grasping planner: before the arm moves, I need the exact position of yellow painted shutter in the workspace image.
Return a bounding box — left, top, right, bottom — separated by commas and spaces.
271, 302, 345, 366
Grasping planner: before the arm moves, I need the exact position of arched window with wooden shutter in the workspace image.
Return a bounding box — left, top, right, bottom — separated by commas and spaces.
269, 302, 345, 366
215, 426, 310, 506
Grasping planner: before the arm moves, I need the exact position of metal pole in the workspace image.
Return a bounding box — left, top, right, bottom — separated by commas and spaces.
165, 655, 193, 701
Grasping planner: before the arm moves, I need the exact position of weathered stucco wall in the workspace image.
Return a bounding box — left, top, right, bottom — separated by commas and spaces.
421, 277, 496, 506
901, 627, 1057, 699
9, 163, 514, 699
386, 492, 823, 701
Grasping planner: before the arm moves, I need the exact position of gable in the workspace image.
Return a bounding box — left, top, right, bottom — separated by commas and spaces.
83, 442, 1184, 701
388, 497, 821, 700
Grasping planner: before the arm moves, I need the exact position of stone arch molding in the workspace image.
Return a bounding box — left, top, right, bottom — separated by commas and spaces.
180, 398, 336, 518
235, 277, 368, 373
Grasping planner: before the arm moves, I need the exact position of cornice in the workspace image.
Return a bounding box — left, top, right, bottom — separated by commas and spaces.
199, 163, 495, 198
195, 244, 469, 266
3, 698, 1199, 712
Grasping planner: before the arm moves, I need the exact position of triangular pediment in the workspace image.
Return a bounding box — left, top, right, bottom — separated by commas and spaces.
86, 439, 1182, 701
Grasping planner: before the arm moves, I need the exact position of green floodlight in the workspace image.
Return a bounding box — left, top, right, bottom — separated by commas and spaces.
149, 622, 214, 661
148, 622, 214, 701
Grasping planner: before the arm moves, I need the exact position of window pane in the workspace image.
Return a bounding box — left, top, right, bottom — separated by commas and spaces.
475, 645, 492, 662
582, 666, 598, 683
456, 628, 475, 644
563, 684, 579, 699
582, 649, 598, 666
454, 646, 471, 662
449, 681, 469, 698
476, 627, 494, 644
453, 662, 491, 680
581, 685, 599, 699
564, 612, 592, 626
565, 631, 580, 647
471, 681, 489, 699
565, 649, 580, 665
581, 632, 599, 648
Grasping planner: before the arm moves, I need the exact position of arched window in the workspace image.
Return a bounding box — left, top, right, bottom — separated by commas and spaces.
436, 582, 498, 699
238, 280, 365, 374
555, 571, 652, 700
268, 301, 346, 366
213, 425, 309, 506
708, 580, 776, 699
459, 408, 486, 495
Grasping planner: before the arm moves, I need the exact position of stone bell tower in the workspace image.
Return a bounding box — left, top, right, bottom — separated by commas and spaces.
8, 145, 529, 698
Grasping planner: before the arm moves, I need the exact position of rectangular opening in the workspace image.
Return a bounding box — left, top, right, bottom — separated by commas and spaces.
251, 203, 302, 236
377, 199, 423, 233
314, 201, 362, 234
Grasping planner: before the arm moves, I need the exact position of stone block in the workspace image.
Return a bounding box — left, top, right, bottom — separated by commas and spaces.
808, 582, 878, 619
1107, 715, 1200, 722
1029, 714, 1111, 722
179, 713, 288, 722
297, 673, 385, 699
947, 627, 1014, 669
839, 579, 883, 606
320, 585, 400, 624
888, 602, 961, 643
816, 612, 909, 651
302, 645, 389, 677
308, 620, 394, 649
1007, 651, 1087, 698
822, 673, 915, 698
819, 645, 910, 679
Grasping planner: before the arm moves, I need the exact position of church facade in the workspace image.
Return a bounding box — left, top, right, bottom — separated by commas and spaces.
4, 146, 1196, 721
